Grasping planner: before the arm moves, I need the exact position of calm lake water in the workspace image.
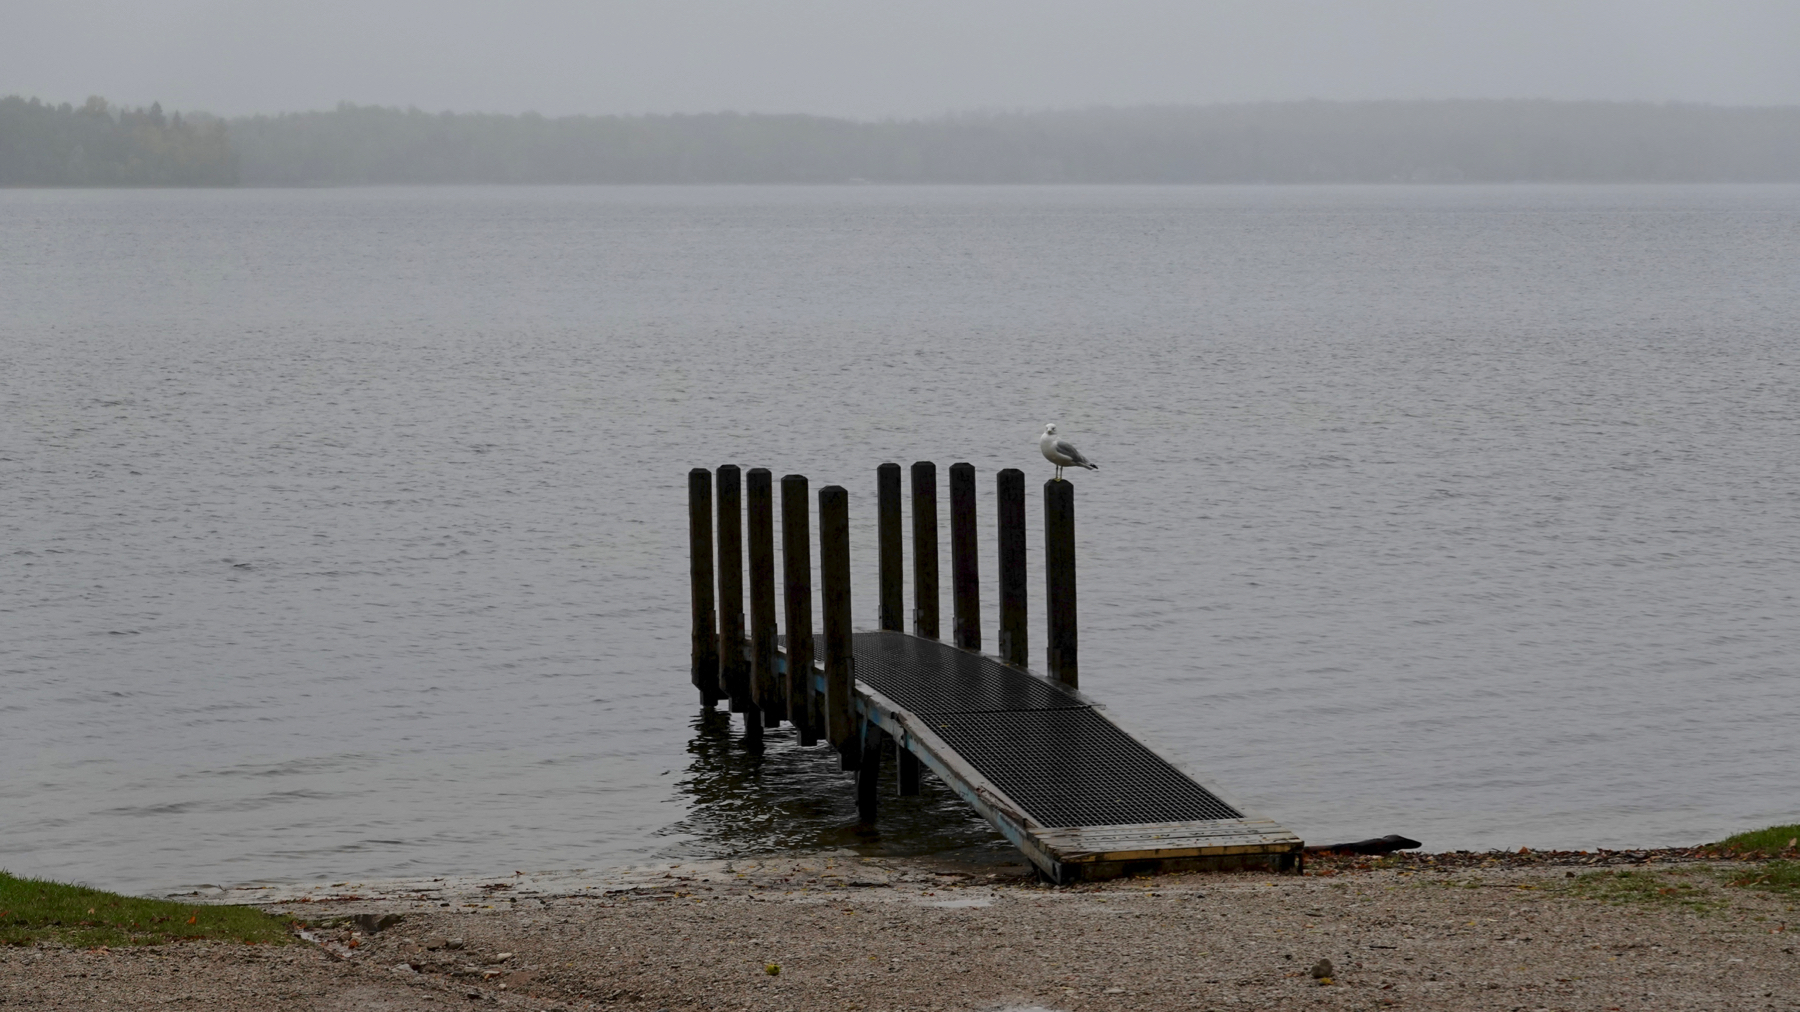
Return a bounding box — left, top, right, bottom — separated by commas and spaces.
3, 185, 1797, 895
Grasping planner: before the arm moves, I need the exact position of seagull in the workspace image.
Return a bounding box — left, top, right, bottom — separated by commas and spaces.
1039, 423, 1099, 481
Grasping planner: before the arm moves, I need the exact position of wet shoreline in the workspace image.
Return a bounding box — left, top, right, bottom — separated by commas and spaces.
8, 849, 1793, 1011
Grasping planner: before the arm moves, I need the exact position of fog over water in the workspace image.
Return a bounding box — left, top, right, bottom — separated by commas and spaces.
3, 184, 1797, 894
7, 1, 1800, 117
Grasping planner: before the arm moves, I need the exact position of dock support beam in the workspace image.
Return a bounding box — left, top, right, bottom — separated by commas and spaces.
856, 721, 887, 822
949, 461, 980, 652
716, 465, 749, 713
781, 474, 816, 744
911, 461, 939, 639
688, 468, 720, 706
897, 748, 920, 796
745, 468, 777, 737
877, 463, 904, 632
997, 468, 1028, 667
1045, 478, 1078, 690
819, 484, 858, 767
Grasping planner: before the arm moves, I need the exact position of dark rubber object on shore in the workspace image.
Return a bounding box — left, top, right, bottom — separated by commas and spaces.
1304, 834, 1422, 855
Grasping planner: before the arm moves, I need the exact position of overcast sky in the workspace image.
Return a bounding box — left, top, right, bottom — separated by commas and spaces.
6, 0, 1799, 119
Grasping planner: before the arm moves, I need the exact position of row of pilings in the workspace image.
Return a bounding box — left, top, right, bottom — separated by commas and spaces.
689, 462, 1078, 763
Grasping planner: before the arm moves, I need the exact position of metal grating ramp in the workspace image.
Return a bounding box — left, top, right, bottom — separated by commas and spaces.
852, 631, 1084, 715
927, 708, 1243, 827
852, 631, 1242, 828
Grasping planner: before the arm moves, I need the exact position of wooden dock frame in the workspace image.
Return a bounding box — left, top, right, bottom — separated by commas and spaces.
688, 462, 1303, 882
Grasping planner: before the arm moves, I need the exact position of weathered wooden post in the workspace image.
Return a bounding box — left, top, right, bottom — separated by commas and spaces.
897, 749, 920, 796
910, 461, 939, 639
781, 474, 817, 744
997, 468, 1028, 667
877, 463, 903, 631
818, 484, 858, 768
857, 723, 887, 822
688, 468, 721, 705
716, 465, 750, 713
1045, 478, 1078, 690
746, 467, 778, 735
949, 462, 981, 652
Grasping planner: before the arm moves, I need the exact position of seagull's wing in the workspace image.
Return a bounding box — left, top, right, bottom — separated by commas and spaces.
1054, 440, 1091, 465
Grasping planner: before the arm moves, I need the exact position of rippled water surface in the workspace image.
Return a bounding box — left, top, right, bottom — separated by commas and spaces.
3, 185, 1797, 895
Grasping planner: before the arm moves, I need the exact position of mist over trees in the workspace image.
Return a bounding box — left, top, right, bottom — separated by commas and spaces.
229, 100, 1800, 185
0, 96, 236, 185
6, 97, 1800, 186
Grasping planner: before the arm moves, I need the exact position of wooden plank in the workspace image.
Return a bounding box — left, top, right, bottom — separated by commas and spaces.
1035, 819, 1303, 862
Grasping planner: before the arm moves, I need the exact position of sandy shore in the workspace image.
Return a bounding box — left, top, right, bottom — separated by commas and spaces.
4, 851, 1794, 1011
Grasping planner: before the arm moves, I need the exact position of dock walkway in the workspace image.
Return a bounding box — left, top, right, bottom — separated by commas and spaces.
847, 631, 1300, 882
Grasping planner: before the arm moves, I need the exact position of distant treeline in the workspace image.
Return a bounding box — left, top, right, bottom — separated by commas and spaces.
7, 96, 1800, 186
0, 96, 236, 185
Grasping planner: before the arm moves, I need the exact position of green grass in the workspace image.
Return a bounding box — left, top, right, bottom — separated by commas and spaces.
1564, 869, 1730, 915
0, 871, 295, 948
1718, 860, 1800, 898
1713, 824, 1800, 857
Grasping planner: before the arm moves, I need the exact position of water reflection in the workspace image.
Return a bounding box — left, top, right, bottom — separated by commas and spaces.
660, 708, 1014, 863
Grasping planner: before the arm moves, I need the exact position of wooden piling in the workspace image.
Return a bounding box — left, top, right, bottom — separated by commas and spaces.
856, 721, 886, 822
818, 484, 858, 765
746, 467, 779, 730
1045, 478, 1078, 690
949, 461, 980, 652
781, 474, 816, 742
688, 468, 721, 705
897, 747, 920, 796
716, 465, 749, 713
997, 467, 1029, 667
877, 462, 904, 632
910, 461, 939, 639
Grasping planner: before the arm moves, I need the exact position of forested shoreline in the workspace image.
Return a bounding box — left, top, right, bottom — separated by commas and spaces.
0, 96, 236, 185
6, 95, 1800, 186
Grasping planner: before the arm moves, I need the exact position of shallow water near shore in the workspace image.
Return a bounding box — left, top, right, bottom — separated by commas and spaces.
3, 184, 1798, 895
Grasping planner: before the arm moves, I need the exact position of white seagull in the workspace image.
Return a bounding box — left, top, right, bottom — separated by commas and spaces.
1039, 423, 1099, 481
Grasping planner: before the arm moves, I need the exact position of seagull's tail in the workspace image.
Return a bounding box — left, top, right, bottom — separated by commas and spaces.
1080, 461, 1099, 470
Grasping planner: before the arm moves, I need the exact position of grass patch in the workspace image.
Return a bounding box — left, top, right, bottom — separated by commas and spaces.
0, 871, 294, 948
1564, 869, 1728, 915
1717, 860, 1800, 898
1713, 824, 1800, 858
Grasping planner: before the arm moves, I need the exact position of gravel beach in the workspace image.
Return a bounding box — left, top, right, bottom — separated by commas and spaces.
4, 851, 1795, 1011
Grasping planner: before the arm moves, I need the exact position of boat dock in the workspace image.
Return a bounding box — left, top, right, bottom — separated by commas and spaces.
688, 462, 1301, 883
